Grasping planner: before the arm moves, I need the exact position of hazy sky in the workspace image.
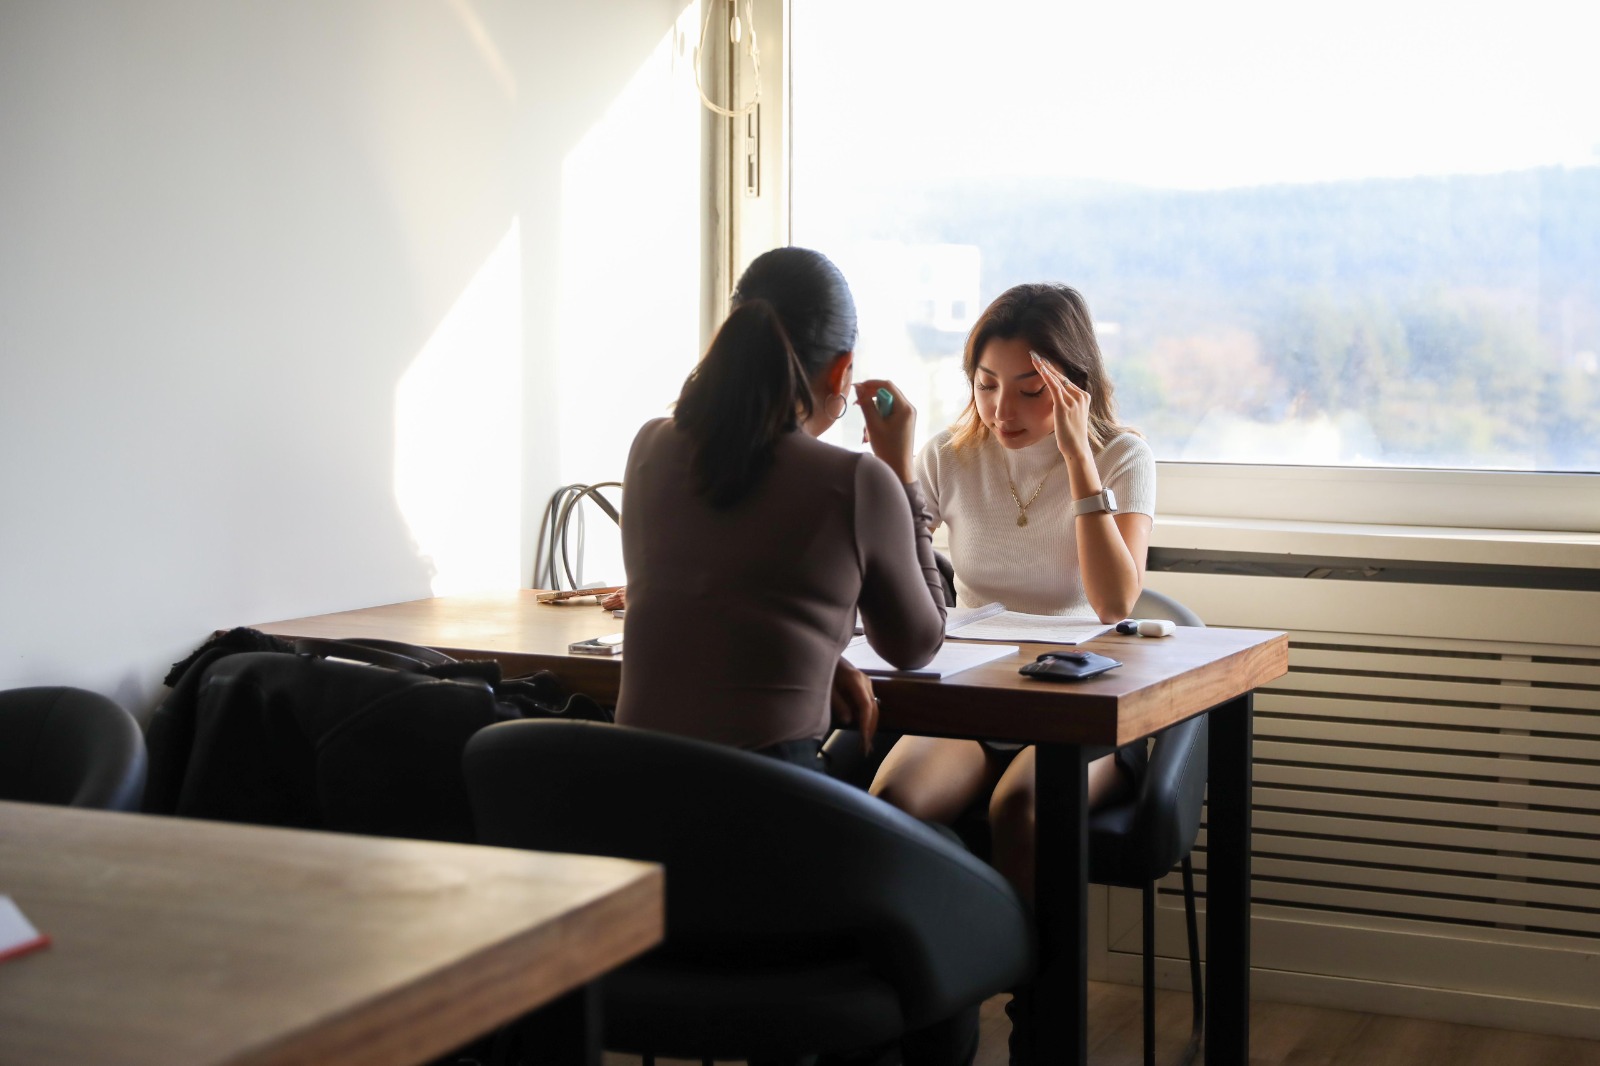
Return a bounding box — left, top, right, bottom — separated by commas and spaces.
791, 0, 1600, 189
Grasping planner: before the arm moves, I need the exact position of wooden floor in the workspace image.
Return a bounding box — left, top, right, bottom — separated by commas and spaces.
603, 981, 1600, 1065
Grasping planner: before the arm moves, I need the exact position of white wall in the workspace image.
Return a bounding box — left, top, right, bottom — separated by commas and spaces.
0, 0, 701, 717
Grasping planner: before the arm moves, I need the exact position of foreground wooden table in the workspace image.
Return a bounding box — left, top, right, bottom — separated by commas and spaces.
0, 800, 662, 1066
257, 591, 1288, 1066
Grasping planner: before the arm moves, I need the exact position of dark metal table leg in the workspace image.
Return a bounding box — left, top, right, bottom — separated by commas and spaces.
1205, 694, 1253, 1066
1033, 742, 1091, 1066
516, 980, 601, 1066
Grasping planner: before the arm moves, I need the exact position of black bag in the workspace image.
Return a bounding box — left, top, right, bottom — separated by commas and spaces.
288, 635, 613, 724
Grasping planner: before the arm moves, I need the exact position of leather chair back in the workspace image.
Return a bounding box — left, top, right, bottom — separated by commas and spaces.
0, 686, 146, 810
464, 719, 1033, 1045
1089, 586, 1209, 887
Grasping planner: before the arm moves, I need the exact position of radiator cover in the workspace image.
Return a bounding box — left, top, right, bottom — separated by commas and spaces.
1099, 568, 1600, 1041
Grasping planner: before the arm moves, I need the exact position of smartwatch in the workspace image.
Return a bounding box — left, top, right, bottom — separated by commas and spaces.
1070, 488, 1118, 517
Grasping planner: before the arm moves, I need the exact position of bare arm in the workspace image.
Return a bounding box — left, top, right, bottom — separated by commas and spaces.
1031, 352, 1149, 622
1076, 509, 1151, 622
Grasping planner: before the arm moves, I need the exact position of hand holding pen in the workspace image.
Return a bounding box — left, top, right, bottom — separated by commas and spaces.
853, 379, 916, 483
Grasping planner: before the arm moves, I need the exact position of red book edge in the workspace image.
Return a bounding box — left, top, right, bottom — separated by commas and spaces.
0, 932, 51, 964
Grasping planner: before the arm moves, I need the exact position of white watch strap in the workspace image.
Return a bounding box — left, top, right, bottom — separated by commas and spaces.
1070, 488, 1116, 517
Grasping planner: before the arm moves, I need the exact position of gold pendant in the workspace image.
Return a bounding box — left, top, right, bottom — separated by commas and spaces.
1016, 513, 1028, 527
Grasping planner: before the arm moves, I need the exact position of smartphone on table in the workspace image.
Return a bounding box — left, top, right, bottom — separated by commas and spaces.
568, 633, 624, 656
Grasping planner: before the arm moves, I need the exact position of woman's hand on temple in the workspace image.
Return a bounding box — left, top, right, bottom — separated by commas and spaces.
830, 656, 879, 753
852, 379, 917, 483
1031, 351, 1093, 462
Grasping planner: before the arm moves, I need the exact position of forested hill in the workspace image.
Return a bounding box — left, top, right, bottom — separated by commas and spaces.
822, 165, 1599, 467
859, 166, 1600, 328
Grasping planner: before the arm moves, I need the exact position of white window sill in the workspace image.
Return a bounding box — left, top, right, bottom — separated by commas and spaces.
1156, 463, 1599, 535
1151, 515, 1600, 571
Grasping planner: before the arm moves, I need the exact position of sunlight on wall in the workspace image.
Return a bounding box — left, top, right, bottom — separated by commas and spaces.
554, 3, 703, 585
443, 0, 518, 102
556, 6, 702, 485
394, 219, 523, 594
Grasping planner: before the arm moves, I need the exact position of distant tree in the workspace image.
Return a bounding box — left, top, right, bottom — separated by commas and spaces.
1259, 295, 1409, 415
1537, 367, 1600, 469
796, 165, 1600, 470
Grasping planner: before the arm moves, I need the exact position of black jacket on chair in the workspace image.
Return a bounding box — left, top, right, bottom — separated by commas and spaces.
144, 650, 514, 842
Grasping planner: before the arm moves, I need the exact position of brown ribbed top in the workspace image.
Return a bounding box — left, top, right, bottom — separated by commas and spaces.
616, 418, 948, 750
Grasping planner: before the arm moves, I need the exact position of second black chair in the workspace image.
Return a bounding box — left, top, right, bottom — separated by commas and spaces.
1096, 586, 1209, 1066
821, 585, 1211, 1066
463, 719, 1034, 1065
0, 686, 147, 811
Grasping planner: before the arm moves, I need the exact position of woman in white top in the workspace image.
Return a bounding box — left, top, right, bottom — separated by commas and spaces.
870, 282, 1156, 902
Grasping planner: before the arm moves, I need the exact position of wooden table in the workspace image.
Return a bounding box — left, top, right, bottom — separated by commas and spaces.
256, 591, 1288, 1066
0, 799, 662, 1066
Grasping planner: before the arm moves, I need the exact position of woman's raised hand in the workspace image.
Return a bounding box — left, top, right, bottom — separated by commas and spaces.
853, 379, 917, 483
1031, 351, 1092, 462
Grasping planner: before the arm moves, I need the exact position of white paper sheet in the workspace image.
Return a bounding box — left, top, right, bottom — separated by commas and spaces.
947, 610, 1112, 646
843, 640, 1018, 679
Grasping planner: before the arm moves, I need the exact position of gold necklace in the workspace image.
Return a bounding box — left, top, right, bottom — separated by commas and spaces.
1007, 466, 1057, 527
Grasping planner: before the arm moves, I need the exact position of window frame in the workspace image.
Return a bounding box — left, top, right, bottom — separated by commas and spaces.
733, 0, 1598, 534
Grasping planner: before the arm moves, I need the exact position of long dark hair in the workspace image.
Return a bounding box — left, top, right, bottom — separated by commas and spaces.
674, 247, 858, 507
949, 283, 1135, 452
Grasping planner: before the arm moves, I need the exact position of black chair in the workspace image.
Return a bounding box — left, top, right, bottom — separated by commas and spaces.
0, 686, 147, 810
1091, 587, 1208, 1066
821, 584, 1210, 1066
463, 719, 1033, 1064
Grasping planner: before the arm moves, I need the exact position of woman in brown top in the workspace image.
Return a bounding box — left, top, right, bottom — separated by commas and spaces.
615, 246, 948, 765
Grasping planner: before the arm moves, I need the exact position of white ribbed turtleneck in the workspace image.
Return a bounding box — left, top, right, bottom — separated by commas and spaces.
914, 429, 1156, 616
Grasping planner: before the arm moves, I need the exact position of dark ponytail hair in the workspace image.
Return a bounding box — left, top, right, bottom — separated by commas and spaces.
673, 247, 858, 507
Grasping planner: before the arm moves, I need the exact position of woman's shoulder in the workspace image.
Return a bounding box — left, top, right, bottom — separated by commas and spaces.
625, 416, 683, 466
1098, 431, 1154, 468
780, 435, 916, 506
1097, 431, 1156, 514
781, 428, 859, 464
625, 415, 673, 456
774, 430, 885, 488
920, 428, 960, 462
631, 415, 675, 446
916, 428, 975, 477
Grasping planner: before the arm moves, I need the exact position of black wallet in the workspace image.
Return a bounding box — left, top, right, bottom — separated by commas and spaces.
1018, 650, 1123, 682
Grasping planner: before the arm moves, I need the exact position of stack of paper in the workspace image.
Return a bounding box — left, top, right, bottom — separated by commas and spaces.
946, 602, 1112, 646
943, 602, 1005, 632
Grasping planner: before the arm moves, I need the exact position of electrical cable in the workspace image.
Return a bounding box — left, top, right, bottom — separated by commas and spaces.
531, 482, 622, 591
693, 0, 761, 118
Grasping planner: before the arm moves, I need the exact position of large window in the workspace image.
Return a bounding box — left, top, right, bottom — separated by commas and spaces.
790, 0, 1600, 475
